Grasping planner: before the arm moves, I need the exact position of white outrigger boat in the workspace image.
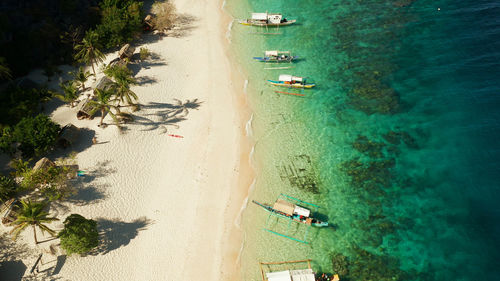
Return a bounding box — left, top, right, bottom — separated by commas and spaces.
239, 12, 296, 27
259, 260, 340, 281
268, 74, 316, 89
253, 51, 298, 63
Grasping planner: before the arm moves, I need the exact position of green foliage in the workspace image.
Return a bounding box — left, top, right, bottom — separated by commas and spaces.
58, 214, 98, 255
95, 0, 144, 49
70, 66, 93, 91
0, 86, 54, 127
103, 64, 138, 105
139, 47, 150, 61
0, 57, 13, 80
10, 200, 58, 244
0, 175, 17, 201
90, 88, 120, 127
74, 30, 106, 76
5, 114, 61, 158
56, 81, 79, 107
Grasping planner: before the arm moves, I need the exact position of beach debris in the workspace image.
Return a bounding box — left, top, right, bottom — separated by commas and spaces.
167, 134, 183, 138
278, 154, 320, 194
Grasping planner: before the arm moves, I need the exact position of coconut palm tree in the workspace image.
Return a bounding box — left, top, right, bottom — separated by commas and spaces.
0, 57, 12, 80
74, 30, 106, 78
55, 81, 79, 107
89, 88, 120, 127
70, 66, 93, 91
104, 65, 138, 106
10, 200, 58, 244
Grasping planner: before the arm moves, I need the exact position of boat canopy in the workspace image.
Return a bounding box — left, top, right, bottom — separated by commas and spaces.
265, 50, 279, 56
279, 74, 304, 82
266, 269, 315, 281
268, 14, 283, 24
265, 50, 291, 56
252, 13, 268, 20
293, 206, 311, 217
273, 199, 295, 215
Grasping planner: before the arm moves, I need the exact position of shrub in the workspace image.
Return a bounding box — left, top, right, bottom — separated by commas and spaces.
0, 86, 54, 127
95, 0, 144, 48
139, 47, 150, 61
59, 214, 99, 255
0, 175, 17, 201
11, 114, 60, 158
152, 1, 177, 31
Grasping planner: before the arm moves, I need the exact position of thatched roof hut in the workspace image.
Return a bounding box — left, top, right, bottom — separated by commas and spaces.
58, 124, 79, 148
76, 96, 97, 120
119, 44, 135, 59
33, 157, 55, 172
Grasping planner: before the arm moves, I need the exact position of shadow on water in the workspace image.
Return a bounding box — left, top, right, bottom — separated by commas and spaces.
92, 217, 152, 255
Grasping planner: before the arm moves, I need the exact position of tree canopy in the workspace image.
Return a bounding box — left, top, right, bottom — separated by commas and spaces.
0, 114, 60, 158
58, 214, 99, 255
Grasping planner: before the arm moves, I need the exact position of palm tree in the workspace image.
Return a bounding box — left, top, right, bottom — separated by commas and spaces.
10, 200, 58, 244
74, 30, 106, 77
0, 57, 12, 80
70, 66, 93, 91
89, 88, 120, 127
104, 65, 138, 106
55, 81, 79, 107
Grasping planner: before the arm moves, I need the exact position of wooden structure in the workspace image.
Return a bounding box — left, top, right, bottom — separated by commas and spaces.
58, 124, 79, 148
119, 44, 135, 59
33, 157, 55, 172
1, 199, 18, 225
76, 97, 97, 119
260, 260, 340, 281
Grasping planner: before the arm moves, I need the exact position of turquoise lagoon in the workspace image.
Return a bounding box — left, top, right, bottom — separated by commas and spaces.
224, 0, 500, 280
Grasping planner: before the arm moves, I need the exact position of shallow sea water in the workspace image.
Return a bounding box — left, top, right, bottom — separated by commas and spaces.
225, 0, 500, 280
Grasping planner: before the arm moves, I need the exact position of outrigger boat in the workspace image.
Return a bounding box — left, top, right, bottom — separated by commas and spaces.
253, 51, 298, 63
259, 260, 340, 281
239, 12, 296, 27
253, 197, 328, 228
268, 74, 316, 89
253, 194, 328, 243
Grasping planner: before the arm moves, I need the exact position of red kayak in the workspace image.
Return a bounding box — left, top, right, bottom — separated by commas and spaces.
168, 134, 184, 138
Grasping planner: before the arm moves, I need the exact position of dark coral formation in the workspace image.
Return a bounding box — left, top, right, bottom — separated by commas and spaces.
352, 135, 386, 158
331, 246, 414, 281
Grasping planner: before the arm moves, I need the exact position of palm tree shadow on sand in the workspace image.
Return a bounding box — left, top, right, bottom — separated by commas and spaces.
120, 98, 203, 133
91, 217, 152, 255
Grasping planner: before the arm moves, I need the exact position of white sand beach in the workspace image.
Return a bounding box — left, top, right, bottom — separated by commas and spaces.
0, 0, 250, 280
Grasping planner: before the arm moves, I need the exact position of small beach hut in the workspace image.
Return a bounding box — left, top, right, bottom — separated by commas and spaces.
119, 44, 135, 59
76, 97, 97, 119
58, 124, 79, 148
33, 157, 55, 172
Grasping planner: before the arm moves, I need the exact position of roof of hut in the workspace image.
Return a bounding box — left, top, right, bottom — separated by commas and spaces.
76, 96, 98, 118
59, 124, 79, 144
119, 44, 135, 59
94, 76, 115, 92
33, 157, 55, 171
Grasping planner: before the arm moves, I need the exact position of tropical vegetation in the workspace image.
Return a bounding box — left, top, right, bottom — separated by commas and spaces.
0, 114, 60, 158
59, 214, 99, 255
103, 64, 138, 106
56, 81, 80, 108
90, 88, 120, 127
10, 200, 58, 244
70, 66, 93, 91
74, 30, 106, 77
0, 175, 17, 202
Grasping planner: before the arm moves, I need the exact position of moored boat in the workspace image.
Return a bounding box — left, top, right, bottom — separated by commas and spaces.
239, 13, 296, 27
253, 50, 298, 63
268, 74, 316, 88
252, 198, 328, 227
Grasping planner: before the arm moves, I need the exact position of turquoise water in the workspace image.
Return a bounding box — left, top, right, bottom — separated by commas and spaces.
225, 0, 500, 280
